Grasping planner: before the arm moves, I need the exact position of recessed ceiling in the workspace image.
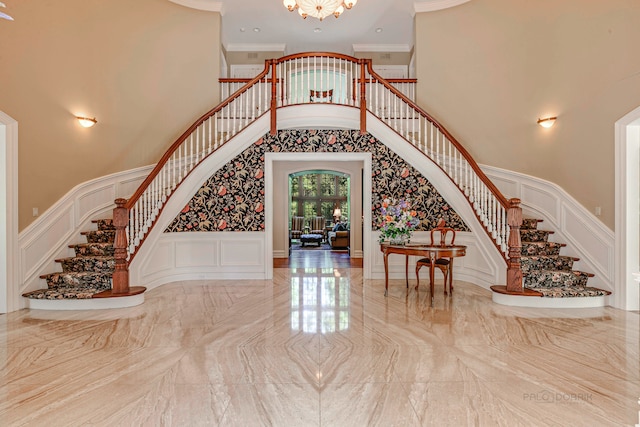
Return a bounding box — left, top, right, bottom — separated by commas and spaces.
169, 0, 472, 55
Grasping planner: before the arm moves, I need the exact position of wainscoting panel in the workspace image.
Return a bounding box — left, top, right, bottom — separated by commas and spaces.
21, 204, 75, 288
76, 185, 116, 225
133, 232, 267, 289
16, 165, 154, 308
521, 183, 561, 224
483, 165, 614, 293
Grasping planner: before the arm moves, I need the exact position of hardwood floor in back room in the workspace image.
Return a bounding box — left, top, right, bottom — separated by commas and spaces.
0, 252, 638, 426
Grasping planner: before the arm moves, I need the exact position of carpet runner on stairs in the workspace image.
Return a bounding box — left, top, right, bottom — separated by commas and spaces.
22, 219, 117, 300
520, 218, 611, 298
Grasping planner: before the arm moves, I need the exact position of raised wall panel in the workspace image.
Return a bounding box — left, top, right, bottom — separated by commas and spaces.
563, 207, 612, 279
175, 240, 218, 267
77, 185, 116, 223
22, 207, 74, 280
221, 240, 263, 266
521, 184, 560, 223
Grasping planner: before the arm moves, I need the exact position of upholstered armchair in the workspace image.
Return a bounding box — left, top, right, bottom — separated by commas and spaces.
290, 216, 305, 242
309, 216, 326, 238
329, 230, 349, 248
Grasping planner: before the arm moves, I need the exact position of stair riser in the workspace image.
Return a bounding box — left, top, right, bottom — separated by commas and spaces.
521, 219, 540, 230
59, 258, 115, 274
524, 272, 589, 289
83, 230, 116, 244
521, 242, 564, 256
72, 244, 115, 257
41, 273, 112, 289
520, 229, 552, 242
94, 219, 115, 231
521, 256, 575, 273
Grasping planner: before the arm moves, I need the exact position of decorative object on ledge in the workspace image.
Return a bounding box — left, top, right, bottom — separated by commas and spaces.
76, 116, 97, 128
0, 2, 13, 21
537, 116, 557, 128
377, 198, 419, 245
283, 0, 357, 21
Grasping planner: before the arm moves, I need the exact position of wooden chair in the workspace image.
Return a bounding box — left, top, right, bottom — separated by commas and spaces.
415, 219, 457, 294
309, 89, 333, 103
290, 216, 305, 242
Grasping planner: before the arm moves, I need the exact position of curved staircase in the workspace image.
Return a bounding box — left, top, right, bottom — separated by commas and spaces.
22, 219, 145, 310
492, 218, 611, 308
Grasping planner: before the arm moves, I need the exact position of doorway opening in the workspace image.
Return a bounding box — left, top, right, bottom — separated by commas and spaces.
288, 170, 350, 253
264, 152, 372, 278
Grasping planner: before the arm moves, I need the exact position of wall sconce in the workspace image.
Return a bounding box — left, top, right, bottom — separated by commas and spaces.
76, 116, 97, 128
537, 116, 557, 128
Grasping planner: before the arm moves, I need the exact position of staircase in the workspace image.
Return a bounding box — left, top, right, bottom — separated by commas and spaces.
22, 219, 144, 307
519, 218, 610, 299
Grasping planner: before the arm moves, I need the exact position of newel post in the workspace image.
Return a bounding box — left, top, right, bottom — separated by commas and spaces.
112, 198, 130, 294
270, 59, 277, 136
359, 59, 367, 134
506, 198, 523, 292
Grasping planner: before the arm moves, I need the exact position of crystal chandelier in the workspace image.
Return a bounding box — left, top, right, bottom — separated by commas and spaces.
0, 2, 13, 21
283, 0, 358, 21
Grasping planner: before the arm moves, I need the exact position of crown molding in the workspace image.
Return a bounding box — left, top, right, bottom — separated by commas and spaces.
168, 0, 224, 13
414, 0, 471, 13
224, 43, 287, 52
352, 44, 412, 53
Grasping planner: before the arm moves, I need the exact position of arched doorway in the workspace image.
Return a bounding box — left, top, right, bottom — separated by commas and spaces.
264, 152, 372, 278
615, 105, 640, 311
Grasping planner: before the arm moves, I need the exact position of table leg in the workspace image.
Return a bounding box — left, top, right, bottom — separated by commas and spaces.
429, 253, 435, 306
448, 258, 454, 294
384, 251, 389, 297
405, 255, 409, 289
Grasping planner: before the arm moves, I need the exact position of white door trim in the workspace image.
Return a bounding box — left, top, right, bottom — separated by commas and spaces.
0, 110, 18, 313
265, 152, 373, 279
614, 105, 640, 311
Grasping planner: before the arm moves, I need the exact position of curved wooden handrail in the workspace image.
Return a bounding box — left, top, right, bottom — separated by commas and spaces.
364, 60, 510, 209
114, 51, 523, 295
124, 61, 272, 211
274, 51, 361, 64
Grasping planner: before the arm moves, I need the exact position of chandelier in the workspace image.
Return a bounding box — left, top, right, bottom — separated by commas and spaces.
283, 0, 358, 21
0, 2, 13, 21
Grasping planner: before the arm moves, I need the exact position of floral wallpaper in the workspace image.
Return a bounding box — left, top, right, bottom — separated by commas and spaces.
165, 129, 469, 232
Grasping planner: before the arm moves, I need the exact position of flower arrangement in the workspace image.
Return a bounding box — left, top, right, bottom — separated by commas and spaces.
377, 198, 420, 244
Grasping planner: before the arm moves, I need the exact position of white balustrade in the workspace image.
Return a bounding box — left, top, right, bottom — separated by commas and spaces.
126, 54, 512, 262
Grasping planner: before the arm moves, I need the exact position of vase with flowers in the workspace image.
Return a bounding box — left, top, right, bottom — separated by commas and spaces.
377, 198, 420, 245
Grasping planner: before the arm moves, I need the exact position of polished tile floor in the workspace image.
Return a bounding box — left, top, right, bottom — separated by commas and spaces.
1, 253, 639, 426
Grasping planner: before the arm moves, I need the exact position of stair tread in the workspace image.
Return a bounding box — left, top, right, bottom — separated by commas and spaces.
40, 271, 112, 279
55, 255, 115, 262
23, 285, 110, 299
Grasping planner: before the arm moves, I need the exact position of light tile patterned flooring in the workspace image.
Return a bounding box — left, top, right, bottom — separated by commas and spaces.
1, 253, 639, 426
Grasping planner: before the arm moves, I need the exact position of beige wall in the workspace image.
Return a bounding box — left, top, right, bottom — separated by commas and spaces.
0, 0, 221, 230
415, 0, 640, 229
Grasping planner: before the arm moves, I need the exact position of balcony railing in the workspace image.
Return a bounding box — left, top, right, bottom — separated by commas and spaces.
111, 52, 523, 296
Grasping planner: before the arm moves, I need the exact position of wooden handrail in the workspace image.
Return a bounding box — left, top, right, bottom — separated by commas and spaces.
364, 60, 510, 209
124, 61, 272, 210
115, 51, 523, 294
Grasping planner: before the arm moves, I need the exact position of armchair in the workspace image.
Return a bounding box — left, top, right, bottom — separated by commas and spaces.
310, 216, 326, 240
290, 216, 305, 242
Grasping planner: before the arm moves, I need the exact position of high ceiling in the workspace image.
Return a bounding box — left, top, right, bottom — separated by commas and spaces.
169, 0, 470, 56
